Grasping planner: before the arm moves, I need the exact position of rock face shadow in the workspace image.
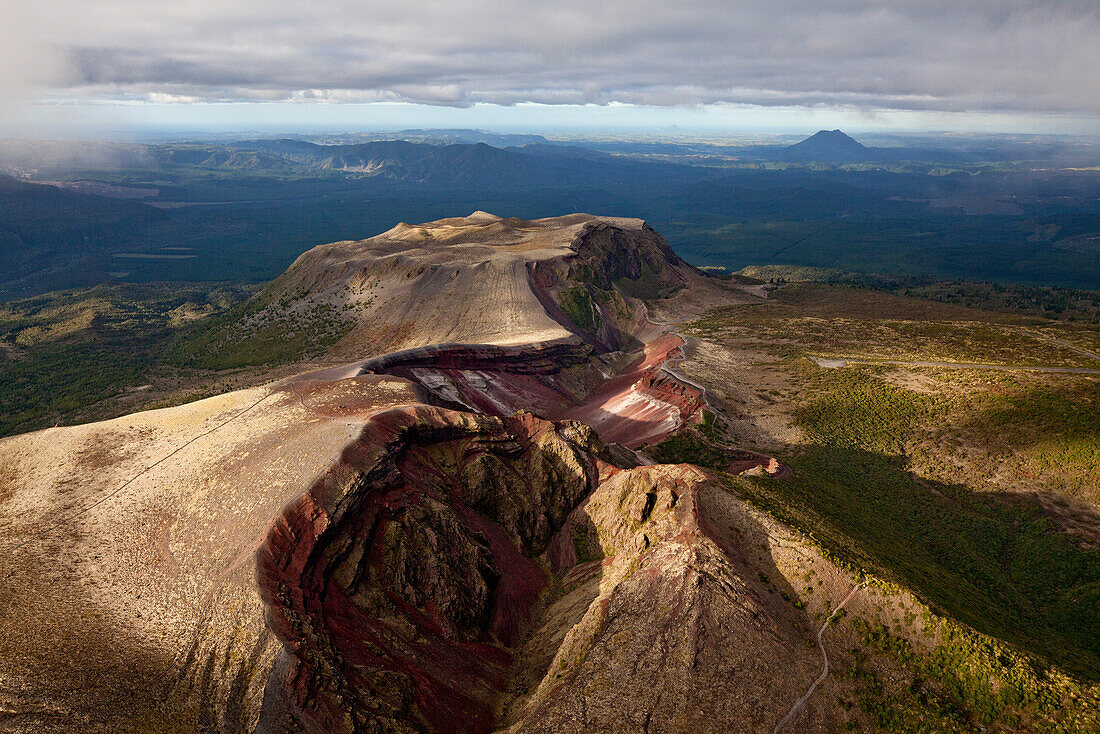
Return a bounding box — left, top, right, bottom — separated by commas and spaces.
768, 445, 1100, 683
253, 407, 616, 733
496, 463, 833, 733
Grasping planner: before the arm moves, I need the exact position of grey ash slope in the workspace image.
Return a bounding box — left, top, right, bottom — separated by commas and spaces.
241, 211, 697, 356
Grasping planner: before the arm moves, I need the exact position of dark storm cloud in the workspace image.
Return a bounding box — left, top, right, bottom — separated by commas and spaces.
8, 0, 1100, 113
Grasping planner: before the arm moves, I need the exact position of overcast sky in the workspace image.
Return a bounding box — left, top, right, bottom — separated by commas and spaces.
2, 0, 1098, 135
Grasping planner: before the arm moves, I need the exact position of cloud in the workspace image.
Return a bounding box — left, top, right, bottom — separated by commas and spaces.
5, 0, 1099, 115
0, 5, 67, 116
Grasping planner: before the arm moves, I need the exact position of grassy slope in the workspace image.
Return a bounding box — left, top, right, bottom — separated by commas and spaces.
0, 281, 358, 437
658, 282, 1100, 729
784, 368, 1099, 675
737, 265, 1100, 323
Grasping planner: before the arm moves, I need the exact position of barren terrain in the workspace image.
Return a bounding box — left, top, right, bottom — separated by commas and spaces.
0, 215, 1096, 733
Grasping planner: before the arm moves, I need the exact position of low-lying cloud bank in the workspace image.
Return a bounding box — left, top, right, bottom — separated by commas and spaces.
3, 1, 1099, 116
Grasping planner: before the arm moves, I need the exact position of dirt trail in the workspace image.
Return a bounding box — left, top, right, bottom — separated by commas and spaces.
661, 339, 710, 404
773, 581, 867, 733
4, 391, 274, 555
810, 356, 1100, 375
646, 313, 711, 408
1019, 330, 1100, 365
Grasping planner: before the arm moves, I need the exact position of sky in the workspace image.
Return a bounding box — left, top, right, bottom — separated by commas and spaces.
2, 0, 1098, 138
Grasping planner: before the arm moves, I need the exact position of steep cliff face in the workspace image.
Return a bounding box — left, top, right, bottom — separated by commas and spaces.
208, 212, 698, 362
568, 220, 691, 298
356, 333, 705, 450
253, 406, 852, 734
238, 212, 691, 358
528, 220, 692, 352
255, 407, 628, 733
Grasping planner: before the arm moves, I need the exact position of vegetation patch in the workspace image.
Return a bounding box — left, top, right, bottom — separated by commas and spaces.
729, 434, 1100, 682
0, 279, 365, 436
964, 383, 1100, 502
689, 283, 1097, 367
795, 367, 933, 454
0, 282, 253, 437
848, 614, 1099, 732
169, 296, 356, 370
738, 265, 1100, 323
558, 286, 602, 335
647, 427, 730, 470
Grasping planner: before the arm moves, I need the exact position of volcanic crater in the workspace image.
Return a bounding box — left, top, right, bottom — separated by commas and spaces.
0, 213, 868, 733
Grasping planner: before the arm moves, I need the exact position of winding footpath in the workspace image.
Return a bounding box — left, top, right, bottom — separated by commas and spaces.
773, 581, 868, 733
5, 390, 274, 555
809, 356, 1100, 375
1019, 330, 1100, 365
661, 338, 711, 407
646, 312, 712, 409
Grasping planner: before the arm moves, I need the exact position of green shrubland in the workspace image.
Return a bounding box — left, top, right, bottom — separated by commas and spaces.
681, 287, 1100, 728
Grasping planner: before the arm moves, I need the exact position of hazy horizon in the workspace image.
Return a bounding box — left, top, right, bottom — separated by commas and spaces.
3, 1, 1098, 139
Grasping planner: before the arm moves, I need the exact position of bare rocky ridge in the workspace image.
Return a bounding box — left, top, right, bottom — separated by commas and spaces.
0, 212, 957, 732
270, 212, 686, 356
252, 407, 854, 733
256, 407, 610, 731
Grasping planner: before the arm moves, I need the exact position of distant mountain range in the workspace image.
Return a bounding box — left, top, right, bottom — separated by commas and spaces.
1, 131, 1098, 299
322, 128, 553, 147
223, 139, 711, 188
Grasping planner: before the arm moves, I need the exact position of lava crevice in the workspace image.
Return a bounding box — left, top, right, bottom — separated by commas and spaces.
256, 407, 626, 733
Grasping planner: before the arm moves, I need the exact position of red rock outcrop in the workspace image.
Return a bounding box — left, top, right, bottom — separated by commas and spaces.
255, 405, 837, 733
256, 406, 630, 733
250, 217, 720, 732
0, 212, 812, 733
561, 333, 704, 447
356, 333, 704, 450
